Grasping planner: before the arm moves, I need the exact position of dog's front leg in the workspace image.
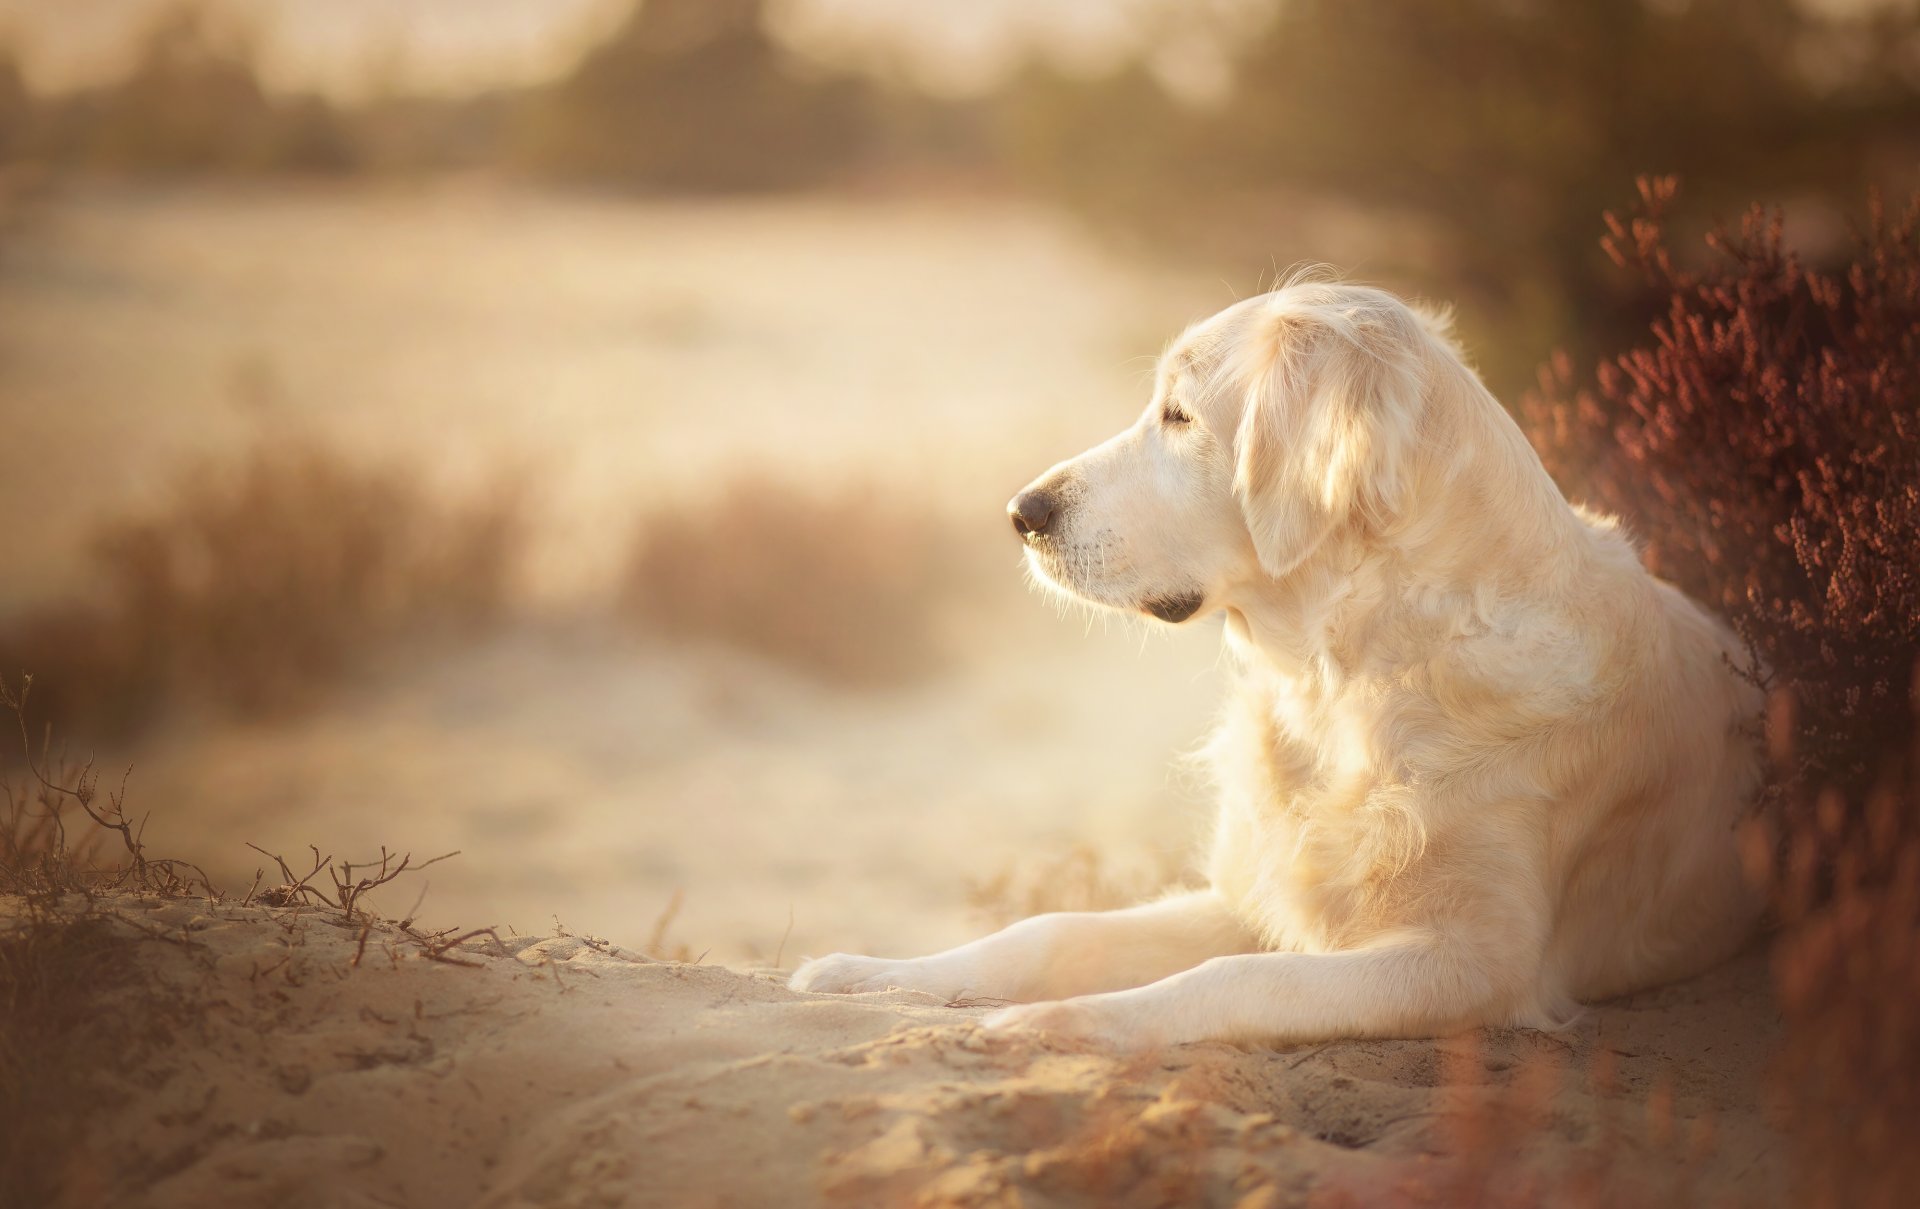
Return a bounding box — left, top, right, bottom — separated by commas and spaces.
986, 933, 1529, 1048
788, 890, 1256, 1003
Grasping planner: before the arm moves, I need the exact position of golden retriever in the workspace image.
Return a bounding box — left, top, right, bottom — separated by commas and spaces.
790, 280, 1764, 1047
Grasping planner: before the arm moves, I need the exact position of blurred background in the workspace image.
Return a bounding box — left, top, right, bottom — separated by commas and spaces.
0, 0, 1916, 962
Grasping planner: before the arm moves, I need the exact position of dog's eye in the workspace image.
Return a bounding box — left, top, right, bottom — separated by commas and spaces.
1161, 403, 1193, 426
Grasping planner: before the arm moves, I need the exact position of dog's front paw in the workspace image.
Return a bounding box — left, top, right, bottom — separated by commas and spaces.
984, 996, 1156, 1049
789, 953, 955, 998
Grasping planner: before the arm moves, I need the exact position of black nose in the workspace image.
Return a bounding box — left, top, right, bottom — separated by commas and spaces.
1009, 490, 1055, 537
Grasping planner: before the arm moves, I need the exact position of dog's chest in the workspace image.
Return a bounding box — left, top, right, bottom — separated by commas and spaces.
1205, 675, 1427, 949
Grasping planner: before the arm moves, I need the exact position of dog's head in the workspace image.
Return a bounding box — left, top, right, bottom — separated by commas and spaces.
1009, 281, 1436, 624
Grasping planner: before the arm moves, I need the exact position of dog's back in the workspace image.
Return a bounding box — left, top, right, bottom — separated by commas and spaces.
1543, 562, 1766, 1002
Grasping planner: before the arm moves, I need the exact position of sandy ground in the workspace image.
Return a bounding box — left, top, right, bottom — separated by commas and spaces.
22, 892, 1788, 1209
120, 616, 1227, 965
0, 182, 1233, 963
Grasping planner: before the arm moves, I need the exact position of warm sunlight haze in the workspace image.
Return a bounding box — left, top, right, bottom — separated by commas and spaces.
1, 3, 1916, 1207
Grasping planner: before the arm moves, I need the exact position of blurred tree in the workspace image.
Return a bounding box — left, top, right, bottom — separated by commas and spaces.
515, 0, 873, 191
996, 0, 1920, 396
82, 7, 276, 171
12, 4, 357, 176
0, 43, 40, 256
995, 60, 1195, 223
0, 47, 30, 164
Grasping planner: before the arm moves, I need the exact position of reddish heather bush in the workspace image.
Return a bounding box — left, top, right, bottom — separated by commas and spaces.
1527, 178, 1920, 797
1525, 179, 1920, 1209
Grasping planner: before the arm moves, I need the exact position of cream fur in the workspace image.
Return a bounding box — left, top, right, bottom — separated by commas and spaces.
790, 280, 1764, 1048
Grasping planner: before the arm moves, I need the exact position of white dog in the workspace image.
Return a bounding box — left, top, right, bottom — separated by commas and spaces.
790, 280, 1764, 1048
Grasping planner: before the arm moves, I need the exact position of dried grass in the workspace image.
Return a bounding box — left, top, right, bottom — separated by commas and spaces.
0, 436, 528, 739
0, 675, 212, 902
0, 675, 212, 1208
618, 476, 966, 688
0, 673, 515, 1205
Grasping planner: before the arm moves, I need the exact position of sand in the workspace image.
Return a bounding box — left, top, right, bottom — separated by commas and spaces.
19, 892, 1788, 1209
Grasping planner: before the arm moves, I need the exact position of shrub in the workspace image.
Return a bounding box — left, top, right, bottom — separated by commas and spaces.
1526, 177, 1920, 799
1525, 179, 1920, 1208
618, 476, 961, 687
0, 438, 526, 738
1, 738, 108, 901
514, 0, 872, 191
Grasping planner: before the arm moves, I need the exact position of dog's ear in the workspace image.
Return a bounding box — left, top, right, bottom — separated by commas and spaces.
1233, 307, 1420, 578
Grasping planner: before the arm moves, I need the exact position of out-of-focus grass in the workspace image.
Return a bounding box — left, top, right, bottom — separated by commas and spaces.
618, 477, 968, 688
0, 438, 528, 739
0, 432, 1002, 747
966, 845, 1191, 931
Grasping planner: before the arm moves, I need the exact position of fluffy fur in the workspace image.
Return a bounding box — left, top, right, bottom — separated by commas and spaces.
790, 280, 1764, 1048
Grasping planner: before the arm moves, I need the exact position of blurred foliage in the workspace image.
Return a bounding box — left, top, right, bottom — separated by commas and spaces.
994, 0, 1920, 395
0, 439, 528, 740
0, 0, 1914, 382
2, 7, 358, 175
1525, 183, 1920, 1207
1528, 179, 1919, 801
510, 0, 874, 190
618, 477, 963, 687
0, 51, 29, 164
0, 0, 876, 187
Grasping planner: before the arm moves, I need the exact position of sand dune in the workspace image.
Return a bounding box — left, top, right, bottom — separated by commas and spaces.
23, 892, 1786, 1208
